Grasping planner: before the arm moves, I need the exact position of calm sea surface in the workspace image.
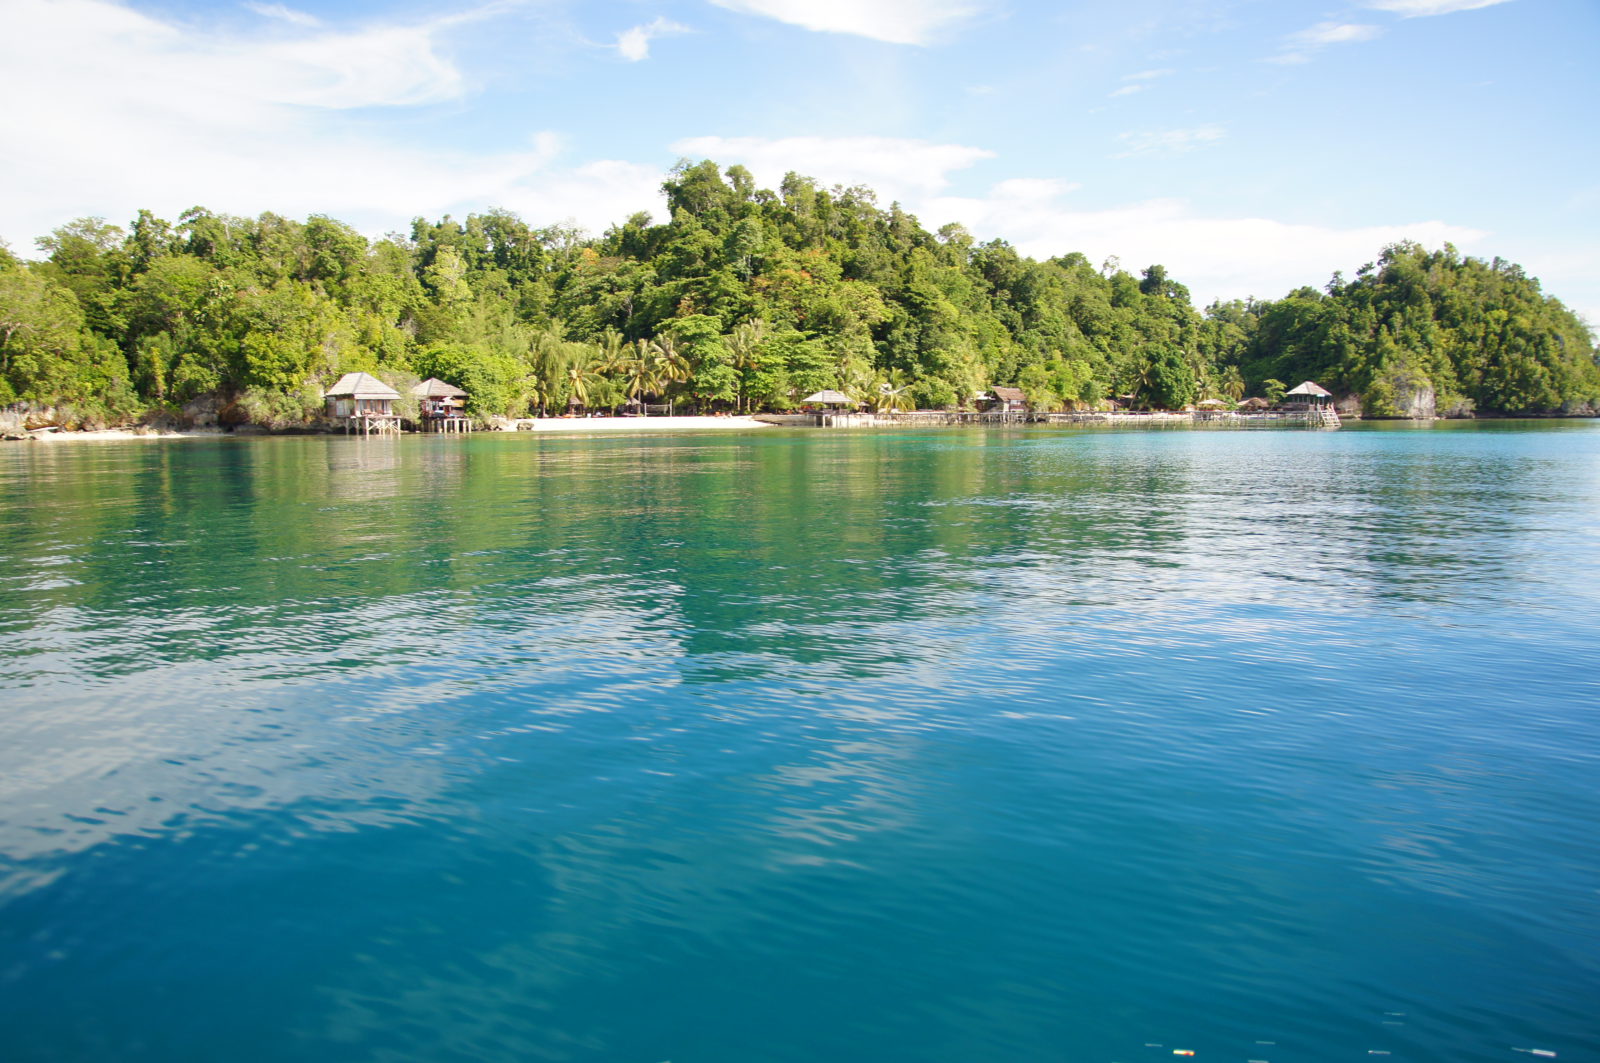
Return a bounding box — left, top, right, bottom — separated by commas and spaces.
1, 422, 1597, 1063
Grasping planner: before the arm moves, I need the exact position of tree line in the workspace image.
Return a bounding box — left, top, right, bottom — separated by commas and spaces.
2, 159, 1596, 426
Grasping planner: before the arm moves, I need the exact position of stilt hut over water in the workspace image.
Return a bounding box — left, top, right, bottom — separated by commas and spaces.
802, 390, 859, 410
412, 378, 472, 433
1285, 381, 1333, 407
801, 390, 861, 426
325, 372, 402, 435
981, 386, 1028, 414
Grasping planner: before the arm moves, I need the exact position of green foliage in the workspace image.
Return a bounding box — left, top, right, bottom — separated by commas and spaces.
1144, 348, 1198, 410
2, 182, 1594, 427
1231, 242, 1599, 415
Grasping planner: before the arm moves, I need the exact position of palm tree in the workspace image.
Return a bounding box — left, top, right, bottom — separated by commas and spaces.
563, 348, 604, 414
527, 321, 570, 417
1127, 356, 1157, 410
727, 318, 768, 413
873, 368, 914, 413
1220, 364, 1246, 401
592, 331, 630, 413
646, 334, 691, 414
621, 342, 660, 414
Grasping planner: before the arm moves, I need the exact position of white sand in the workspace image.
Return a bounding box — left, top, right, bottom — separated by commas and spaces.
8, 418, 778, 442
19, 427, 227, 442
517, 415, 775, 433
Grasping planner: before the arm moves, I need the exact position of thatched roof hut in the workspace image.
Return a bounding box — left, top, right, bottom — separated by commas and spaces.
802, 390, 858, 407
412, 378, 467, 401
326, 372, 400, 401
984, 386, 1027, 412
1286, 381, 1333, 403
325, 372, 401, 433
1239, 396, 1271, 409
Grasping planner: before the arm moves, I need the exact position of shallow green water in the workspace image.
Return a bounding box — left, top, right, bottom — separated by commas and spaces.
1, 422, 1597, 1062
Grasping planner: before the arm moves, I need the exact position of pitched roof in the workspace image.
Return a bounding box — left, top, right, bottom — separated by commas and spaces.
326, 372, 400, 400
413, 377, 468, 399
802, 390, 857, 404
1286, 380, 1332, 397
991, 386, 1026, 402
1239, 396, 1271, 408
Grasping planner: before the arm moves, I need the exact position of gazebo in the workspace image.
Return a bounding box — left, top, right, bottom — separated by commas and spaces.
1285, 381, 1333, 406
412, 378, 472, 433
801, 389, 861, 426
325, 372, 402, 435
801, 389, 859, 410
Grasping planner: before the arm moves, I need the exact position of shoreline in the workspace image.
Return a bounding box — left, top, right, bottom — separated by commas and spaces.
514, 415, 775, 433
8, 416, 779, 442
11, 411, 1594, 444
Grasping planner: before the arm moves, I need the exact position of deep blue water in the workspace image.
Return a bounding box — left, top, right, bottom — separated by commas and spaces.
1, 422, 1597, 1063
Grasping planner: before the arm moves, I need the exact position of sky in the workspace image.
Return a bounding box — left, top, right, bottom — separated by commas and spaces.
1, 0, 1596, 323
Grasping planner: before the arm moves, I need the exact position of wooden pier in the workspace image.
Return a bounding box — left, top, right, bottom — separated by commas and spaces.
344, 412, 402, 435
850, 407, 1342, 429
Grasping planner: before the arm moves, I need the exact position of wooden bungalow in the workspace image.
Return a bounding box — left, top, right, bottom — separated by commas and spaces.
325, 372, 402, 435
1238, 396, 1271, 410
800, 389, 863, 426
1284, 380, 1334, 407
801, 389, 860, 410
982, 386, 1028, 414
412, 378, 472, 433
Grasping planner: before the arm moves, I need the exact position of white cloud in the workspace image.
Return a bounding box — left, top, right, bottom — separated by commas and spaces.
1114, 125, 1225, 158
669, 135, 994, 201
616, 16, 689, 61
1296, 21, 1383, 45
1113, 68, 1174, 98
244, 2, 321, 27
921, 180, 1488, 307
1271, 21, 1381, 64
0, 0, 666, 246
1365, 0, 1512, 14
706, 0, 980, 45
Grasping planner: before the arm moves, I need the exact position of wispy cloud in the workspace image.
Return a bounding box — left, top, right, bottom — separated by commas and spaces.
1270, 20, 1381, 64
1114, 125, 1224, 158
1365, 0, 1513, 15
923, 180, 1487, 308
0, 0, 664, 244
1111, 66, 1174, 99
244, 2, 321, 27
706, 0, 981, 46
615, 16, 688, 61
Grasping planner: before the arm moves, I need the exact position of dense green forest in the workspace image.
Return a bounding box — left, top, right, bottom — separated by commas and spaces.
2, 160, 1596, 427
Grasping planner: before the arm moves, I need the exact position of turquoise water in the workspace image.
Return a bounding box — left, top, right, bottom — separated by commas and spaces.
1, 423, 1597, 1063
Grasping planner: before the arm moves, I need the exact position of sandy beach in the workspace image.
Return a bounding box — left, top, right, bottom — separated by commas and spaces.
16, 427, 230, 442
7, 417, 777, 442
517, 415, 775, 432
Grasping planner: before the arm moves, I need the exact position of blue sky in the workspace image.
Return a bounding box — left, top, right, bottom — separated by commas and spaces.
2, 0, 1595, 322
